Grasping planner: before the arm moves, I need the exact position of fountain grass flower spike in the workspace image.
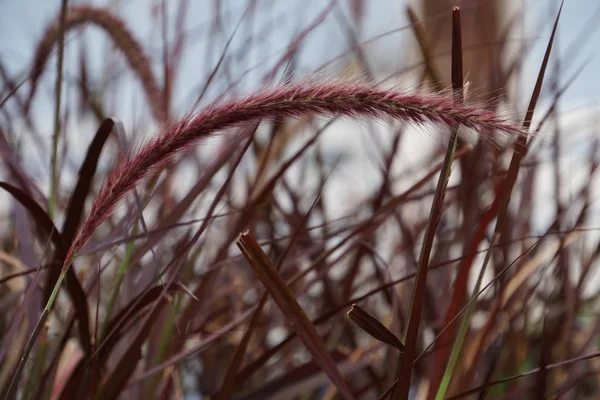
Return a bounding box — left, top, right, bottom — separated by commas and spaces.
49, 78, 524, 312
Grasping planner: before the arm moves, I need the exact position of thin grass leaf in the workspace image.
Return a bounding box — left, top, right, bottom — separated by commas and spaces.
212, 293, 268, 400
235, 351, 356, 400
95, 295, 171, 400
0, 182, 60, 245
57, 282, 194, 399
100, 283, 194, 360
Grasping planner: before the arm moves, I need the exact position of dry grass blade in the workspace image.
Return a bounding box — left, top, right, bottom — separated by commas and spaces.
236, 231, 355, 400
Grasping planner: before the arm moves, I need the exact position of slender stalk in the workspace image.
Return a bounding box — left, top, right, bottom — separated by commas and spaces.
435, 232, 497, 400
49, 0, 69, 217
433, 4, 562, 398
394, 125, 460, 399
393, 7, 463, 399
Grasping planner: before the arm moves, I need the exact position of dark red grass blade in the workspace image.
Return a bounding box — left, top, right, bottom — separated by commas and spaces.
499, 0, 563, 211
47, 126, 115, 357
61, 118, 114, 244
237, 231, 355, 400
100, 283, 190, 358
215, 189, 323, 399
212, 293, 269, 400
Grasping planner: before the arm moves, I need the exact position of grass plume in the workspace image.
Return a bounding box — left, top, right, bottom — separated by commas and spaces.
67, 78, 523, 264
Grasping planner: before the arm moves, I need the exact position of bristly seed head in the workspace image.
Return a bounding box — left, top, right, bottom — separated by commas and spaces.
65, 78, 525, 266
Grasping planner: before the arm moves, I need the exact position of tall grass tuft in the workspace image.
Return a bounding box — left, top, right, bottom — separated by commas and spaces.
1, 1, 599, 399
